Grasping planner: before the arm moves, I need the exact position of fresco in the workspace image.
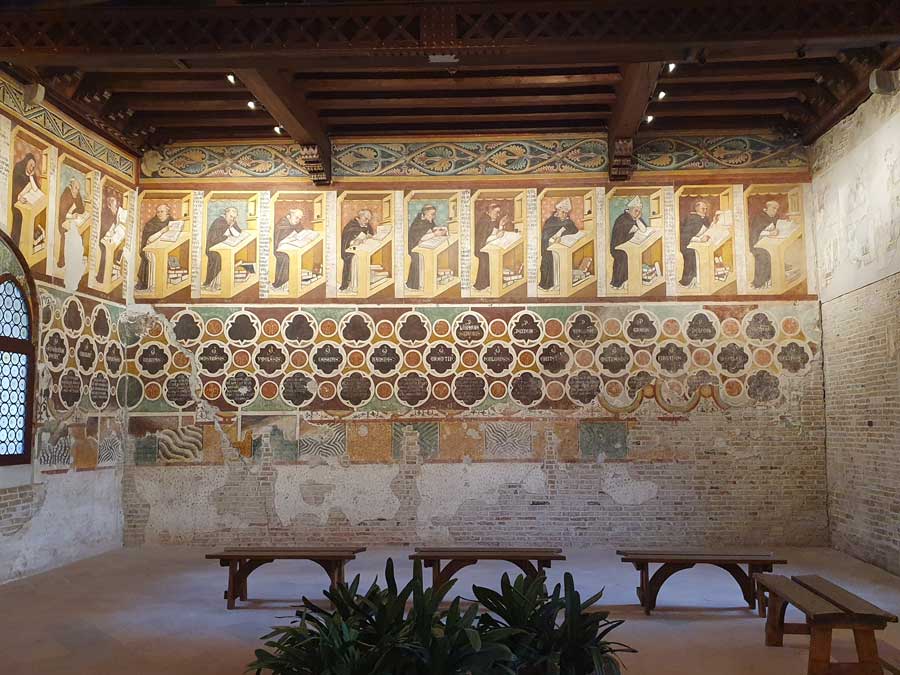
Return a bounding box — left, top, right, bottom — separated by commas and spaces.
268, 191, 325, 299
468, 189, 528, 299
335, 191, 395, 299
743, 184, 807, 295
403, 190, 462, 300
606, 187, 666, 296
134, 190, 193, 300
674, 185, 737, 296
199, 191, 260, 300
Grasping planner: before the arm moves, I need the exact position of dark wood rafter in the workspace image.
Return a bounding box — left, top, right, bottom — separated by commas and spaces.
608, 61, 663, 181
235, 68, 332, 185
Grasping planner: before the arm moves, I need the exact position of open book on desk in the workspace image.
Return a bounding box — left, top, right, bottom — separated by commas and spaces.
222, 229, 253, 248
557, 230, 587, 247
414, 233, 449, 250
628, 226, 657, 246
277, 228, 319, 251
484, 230, 521, 250
18, 183, 44, 206
157, 220, 185, 243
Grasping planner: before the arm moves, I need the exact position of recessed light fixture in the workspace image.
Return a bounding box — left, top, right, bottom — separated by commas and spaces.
667, 63, 677, 73
657, 90, 667, 100
247, 100, 257, 110
274, 125, 283, 135
226, 73, 236, 85
645, 114, 654, 123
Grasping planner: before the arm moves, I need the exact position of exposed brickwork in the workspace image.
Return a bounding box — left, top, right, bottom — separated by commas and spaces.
822, 272, 900, 575
0, 483, 45, 537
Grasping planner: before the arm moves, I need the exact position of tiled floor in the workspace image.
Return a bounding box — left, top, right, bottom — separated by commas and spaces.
1, 546, 898, 674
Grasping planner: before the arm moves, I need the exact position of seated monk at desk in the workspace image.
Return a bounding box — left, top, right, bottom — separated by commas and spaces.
272, 208, 304, 292
203, 206, 242, 292
609, 196, 648, 289
472, 203, 511, 292
406, 204, 448, 291
750, 200, 780, 289
11, 153, 42, 244
135, 204, 173, 291
95, 191, 123, 285
679, 199, 722, 289
539, 197, 582, 291
56, 178, 85, 271
339, 209, 375, 292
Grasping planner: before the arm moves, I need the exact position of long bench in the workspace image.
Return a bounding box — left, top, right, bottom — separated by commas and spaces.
410, 547, 566, 587
755, 573, 898, 675
206, 547, 365, 609
617, 549, 787, 614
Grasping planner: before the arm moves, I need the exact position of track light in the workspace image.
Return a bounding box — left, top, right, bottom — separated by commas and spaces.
274, 125, 283, 135
645, 115, 654, 123
667, 63, 677, 73
226, 73, 236, 85
247, 100, 257, 110
657, 90, 667, 100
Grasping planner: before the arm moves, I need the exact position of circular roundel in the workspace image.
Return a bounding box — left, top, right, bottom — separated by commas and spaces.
753, 347, 774, 368
135, 341, 169, 377
74, 336, 98, 375
460, 349, 480, 369
261, 318, 281, 339
509, 371, 544, 408
545, 379, 566, 402
104, 342, 124, 377
721, 317, 742, 339
565, 310, 601, 347
480, 341, 516, 378
375, 381, 394, 402
90, 305, 112, 344
517, 349, 536, 368
260, 381, 280, 401
42, 328, 68, 372
633, 348, 654, 371
311, 341, 344, 377
715, 342, 751, 376
432, 319, 451, 338
290, 349, 308, 369
172, 350, 191, 370
683, 309, 720, 345
202, 380, 221, 401
222, 371, 258, 407
146, 318, 165, 339
88, 373, 110, 410
404, 350, 423, 369
58, 367, 84, 410
424, 341, 458, 376
368, 341, 402, 377
395, 371, 431, 408
225, 311, 261, 346
722, 378, 745, 402
604, 379, 625, 401
692, 347, 714, 369
452, 311, 488, 347
338, 371, 374, 408
144, 381, 161, 401
375, 319, 394, 339
488, 318, 507, 338
432, 380, 451, 401
281, 371, 316, 408
452, 371, 487, 408
574, 348, 595, 370
544, 318, 564, 339
509, 310, 544, 347
781, 316, 802, 337
339, 311, 375, 347
61, 296, 85, 338
742, 310, 778, 346
596, 340, 632, 377
318, 380, 336, 401
654, 340, 690, 377
396, 311, 430, 347
197, 341, 231, 376
623, 309, 659, 346
776, 340, 812, 374
170, 309, 204, 346
661, 317, 682, 338
566, 369, 602, 406
205, 317, 224, 337
39, 291, 56, 328
254, 341, 288, 377
347, 349, 366, 369
319, 318, 338, 338
536, 341, 572, 376
232, 348, 253, 370
164, 373, 194, 409
489, 380, 507, 400
116, 374, 143, 409
282, 310, 318, 347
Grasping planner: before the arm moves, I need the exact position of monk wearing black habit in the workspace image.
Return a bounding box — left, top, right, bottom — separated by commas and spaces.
538, 196, 580, 290
56, 177, 85, 270
472, 202, 506, 291
339, 208, 374, 292
678, 199, 718, 288
609, 196, 647, 289
203, 206, 241, 290
272, 208, 304, 291
95, 190, 120, 284
135, 204, 172, 291
750, 200, 780, 289
11, 153, 40, 244
406, 205, 443, 291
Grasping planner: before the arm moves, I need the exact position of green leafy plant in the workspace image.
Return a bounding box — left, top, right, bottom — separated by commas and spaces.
248, 560, 633, 675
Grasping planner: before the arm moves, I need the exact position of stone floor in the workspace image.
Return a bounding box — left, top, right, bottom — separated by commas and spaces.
1, 546, 898, 674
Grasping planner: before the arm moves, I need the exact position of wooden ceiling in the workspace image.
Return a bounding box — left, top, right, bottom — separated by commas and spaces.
1, 0, 899, 183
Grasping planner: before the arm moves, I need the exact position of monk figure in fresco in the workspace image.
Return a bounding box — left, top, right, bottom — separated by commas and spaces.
10, 153, 40, 244
203, 206, 241, 291
750, 200, 780, 289
339, 208, 374, 292
272, 208, 304, 291
135, 204, 173, 291
472, 202, 509, 292
678, 199, 721, 288
95, 191, 121, 284
609, 195, 648, 289
538, 196, 581, 291
57, 178, 85, 270
406, 204, 448, 291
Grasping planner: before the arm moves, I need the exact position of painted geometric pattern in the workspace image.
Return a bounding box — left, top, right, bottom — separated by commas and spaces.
0, 76, 136, 181
332, 137, 608, 177
634, 135, 808, 172
140, 143, 310, 180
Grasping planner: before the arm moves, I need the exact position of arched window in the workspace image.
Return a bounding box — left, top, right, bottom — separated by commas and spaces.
0, 277, 34, 465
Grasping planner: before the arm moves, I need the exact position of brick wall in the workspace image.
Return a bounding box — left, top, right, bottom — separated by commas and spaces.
822, 272, 900, 575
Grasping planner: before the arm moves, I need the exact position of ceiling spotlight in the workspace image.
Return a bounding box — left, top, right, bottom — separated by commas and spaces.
667, 62, 677, 73
226, 73, 236, 85
274, 125, 283, 135
657, 90, 667, 100
247, 100, 257, 110
645, 114, 654, 123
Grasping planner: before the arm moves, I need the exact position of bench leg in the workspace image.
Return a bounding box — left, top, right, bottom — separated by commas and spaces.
717, 563, 757, 609
634, 562, 649, 610
764, 593, 788, 647
749, 564, 772, 616
509, 559, 539, 579
852, 629, 882, 675
807, 626, 832, 675
433, 559, 478, 587
644, 563, 695, 614
310, 559, 347, 590
226, 560, 238, 610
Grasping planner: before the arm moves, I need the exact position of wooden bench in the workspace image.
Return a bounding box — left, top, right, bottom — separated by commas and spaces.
617, 549, 787, 615
205, 547, 365, 609
755, 573, 898, 675
410, 547, 566, 587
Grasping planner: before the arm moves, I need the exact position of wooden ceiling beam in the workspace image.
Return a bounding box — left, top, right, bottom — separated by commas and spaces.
120, 93, 255, 112
321, 110, 609, 126
647, 101, 810, 118
656, 82, 808, 103
330, 119, 606, 135
638, 116, 797, 134
310, 92, 616, 110
660, 60, 835, 84
608, 61, 663, 181
297, 73, 621, 92
234, 68, 331, 184
132, 113, 276, 129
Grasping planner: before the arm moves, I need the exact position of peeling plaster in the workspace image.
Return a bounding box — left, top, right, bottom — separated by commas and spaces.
597, 464, 658, 506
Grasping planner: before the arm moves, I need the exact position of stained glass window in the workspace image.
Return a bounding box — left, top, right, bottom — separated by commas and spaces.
0, 279, 33, 465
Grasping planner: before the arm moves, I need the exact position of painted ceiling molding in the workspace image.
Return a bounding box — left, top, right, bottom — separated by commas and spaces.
634, 135, 809, 172
140, 142, 311, 180
0, 75, 136, 183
